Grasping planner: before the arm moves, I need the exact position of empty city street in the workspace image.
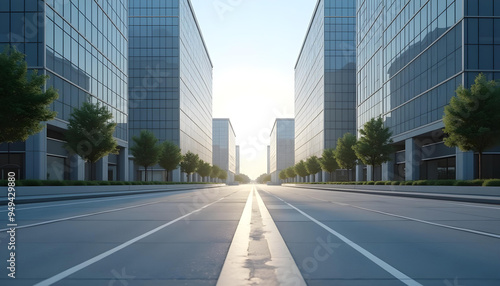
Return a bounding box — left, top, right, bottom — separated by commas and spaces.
1, 185, 499, 286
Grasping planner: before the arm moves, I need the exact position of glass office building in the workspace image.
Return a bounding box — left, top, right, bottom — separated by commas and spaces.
295, 0, 356, 181
213, 119, 236, 183
0, 0, 129, 181
235, 145, 240, 175
357, 0, 500, 181
270, 119, 295, 184
128, 0, 213, 181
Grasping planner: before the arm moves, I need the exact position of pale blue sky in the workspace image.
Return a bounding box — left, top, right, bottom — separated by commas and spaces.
190, 0, 317, 179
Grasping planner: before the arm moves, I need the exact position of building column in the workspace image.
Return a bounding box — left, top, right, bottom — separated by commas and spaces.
128, 158, 135, 182
366, 165, 373, 181
382, 154, 395, 181
119, 147, 129, 182
322, 171, 329, 182
70, 154, 85, 181
25, 128, 47, 180
172, 168, 181, 182
95, 156, 108, 181
405, 138, 421, 181
456, 148, 474, 180
356, 165, 364, 181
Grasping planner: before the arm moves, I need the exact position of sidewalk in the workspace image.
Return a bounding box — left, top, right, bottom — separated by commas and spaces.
1, 184, 226, 205
282, 184, 500, 204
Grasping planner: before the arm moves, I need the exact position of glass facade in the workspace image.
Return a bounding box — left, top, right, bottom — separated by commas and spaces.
128, 0, 212, 181
357, 0, 500, 180
295, 0, 356, 165
212, 119, 236, 182
270, 119, 295, 183
0, 0, 129, 181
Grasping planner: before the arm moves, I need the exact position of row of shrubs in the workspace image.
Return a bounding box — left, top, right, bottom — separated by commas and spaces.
0, 180, 215, 187
298, 179, 500, 187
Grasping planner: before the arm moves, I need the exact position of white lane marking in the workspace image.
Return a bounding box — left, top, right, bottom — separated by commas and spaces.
445, 202, 500, 210
254, 188, 306, 286
0, 190, 189, 212
0, 197, 187, 232
329, 202, 500, 240
34, 197, 226, 286
217, 188, 254, 286
264, 191, 423, 286
287, 185, 500, 209
302, 192, 500, 239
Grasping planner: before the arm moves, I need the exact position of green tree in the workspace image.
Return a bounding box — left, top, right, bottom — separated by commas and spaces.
286, 167, 296, 181
211, 165, 221, 182
235, 173, 251, 184
64, 102, 118, 180
294, 160, 309, 181
158, 140, 182, 182
279, 169, 287, 182
0, 46, 58, 143
180, 151, 200, 182
130, 130, 160, 182
263, 174, 271, 183
306, 156, 322, 182
256, 173, 271, 183
443, 74, 500, 179
197, 160, 212, 182
334, 133, 358, 181
218, 169, 228, 182
353, 117, 394, 180
319, 149, 338, 181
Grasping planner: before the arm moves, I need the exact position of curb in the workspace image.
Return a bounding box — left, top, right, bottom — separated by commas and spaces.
1, 184, 226, 205
283, 185, 500, 205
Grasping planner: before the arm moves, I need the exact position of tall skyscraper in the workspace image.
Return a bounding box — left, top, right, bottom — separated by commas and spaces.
0, 0, 129, 181
270, 119, 295, 184
295, 0, 356, 181
128, 0, 213, 181
357, 0, 500, 181
213, 119, 236, 183
235, 145, 240, 175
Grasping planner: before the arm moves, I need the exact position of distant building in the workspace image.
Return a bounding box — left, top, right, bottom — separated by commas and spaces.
0, 0, 129, 181
270, 119, 295, 183
357, 0, 500, 181
128, 0, 213, 181
295, 0, 356, 182
235, 145, 240, 175
267, 145, 271, 174
213, 119, 236, 182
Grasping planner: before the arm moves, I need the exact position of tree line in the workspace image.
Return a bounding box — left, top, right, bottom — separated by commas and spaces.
131, 130, 228, 182
277, 117, 393, 183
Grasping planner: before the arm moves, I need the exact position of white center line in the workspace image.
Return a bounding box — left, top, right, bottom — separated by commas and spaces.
254, 188, 306, 286
264, 190, 423, 286
34, 196, 226, 286
217, 188, 254, 285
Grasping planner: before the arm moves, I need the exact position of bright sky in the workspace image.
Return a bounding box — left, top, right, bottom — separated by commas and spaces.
190, 0, 317, 179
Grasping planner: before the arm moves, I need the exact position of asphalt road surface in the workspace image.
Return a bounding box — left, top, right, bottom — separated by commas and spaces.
0, 185, 499, 285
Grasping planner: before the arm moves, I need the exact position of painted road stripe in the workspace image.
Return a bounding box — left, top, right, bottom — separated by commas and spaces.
33, 196, 226, 286
0, 197, 183, 232
331, 202, 500, 239
304, 193, 500, 239
265, 191, 423, 286
0, 190, 190, 213
217, 188, 254, 285
254, 188, 306, 286
217, 187, 306, 286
